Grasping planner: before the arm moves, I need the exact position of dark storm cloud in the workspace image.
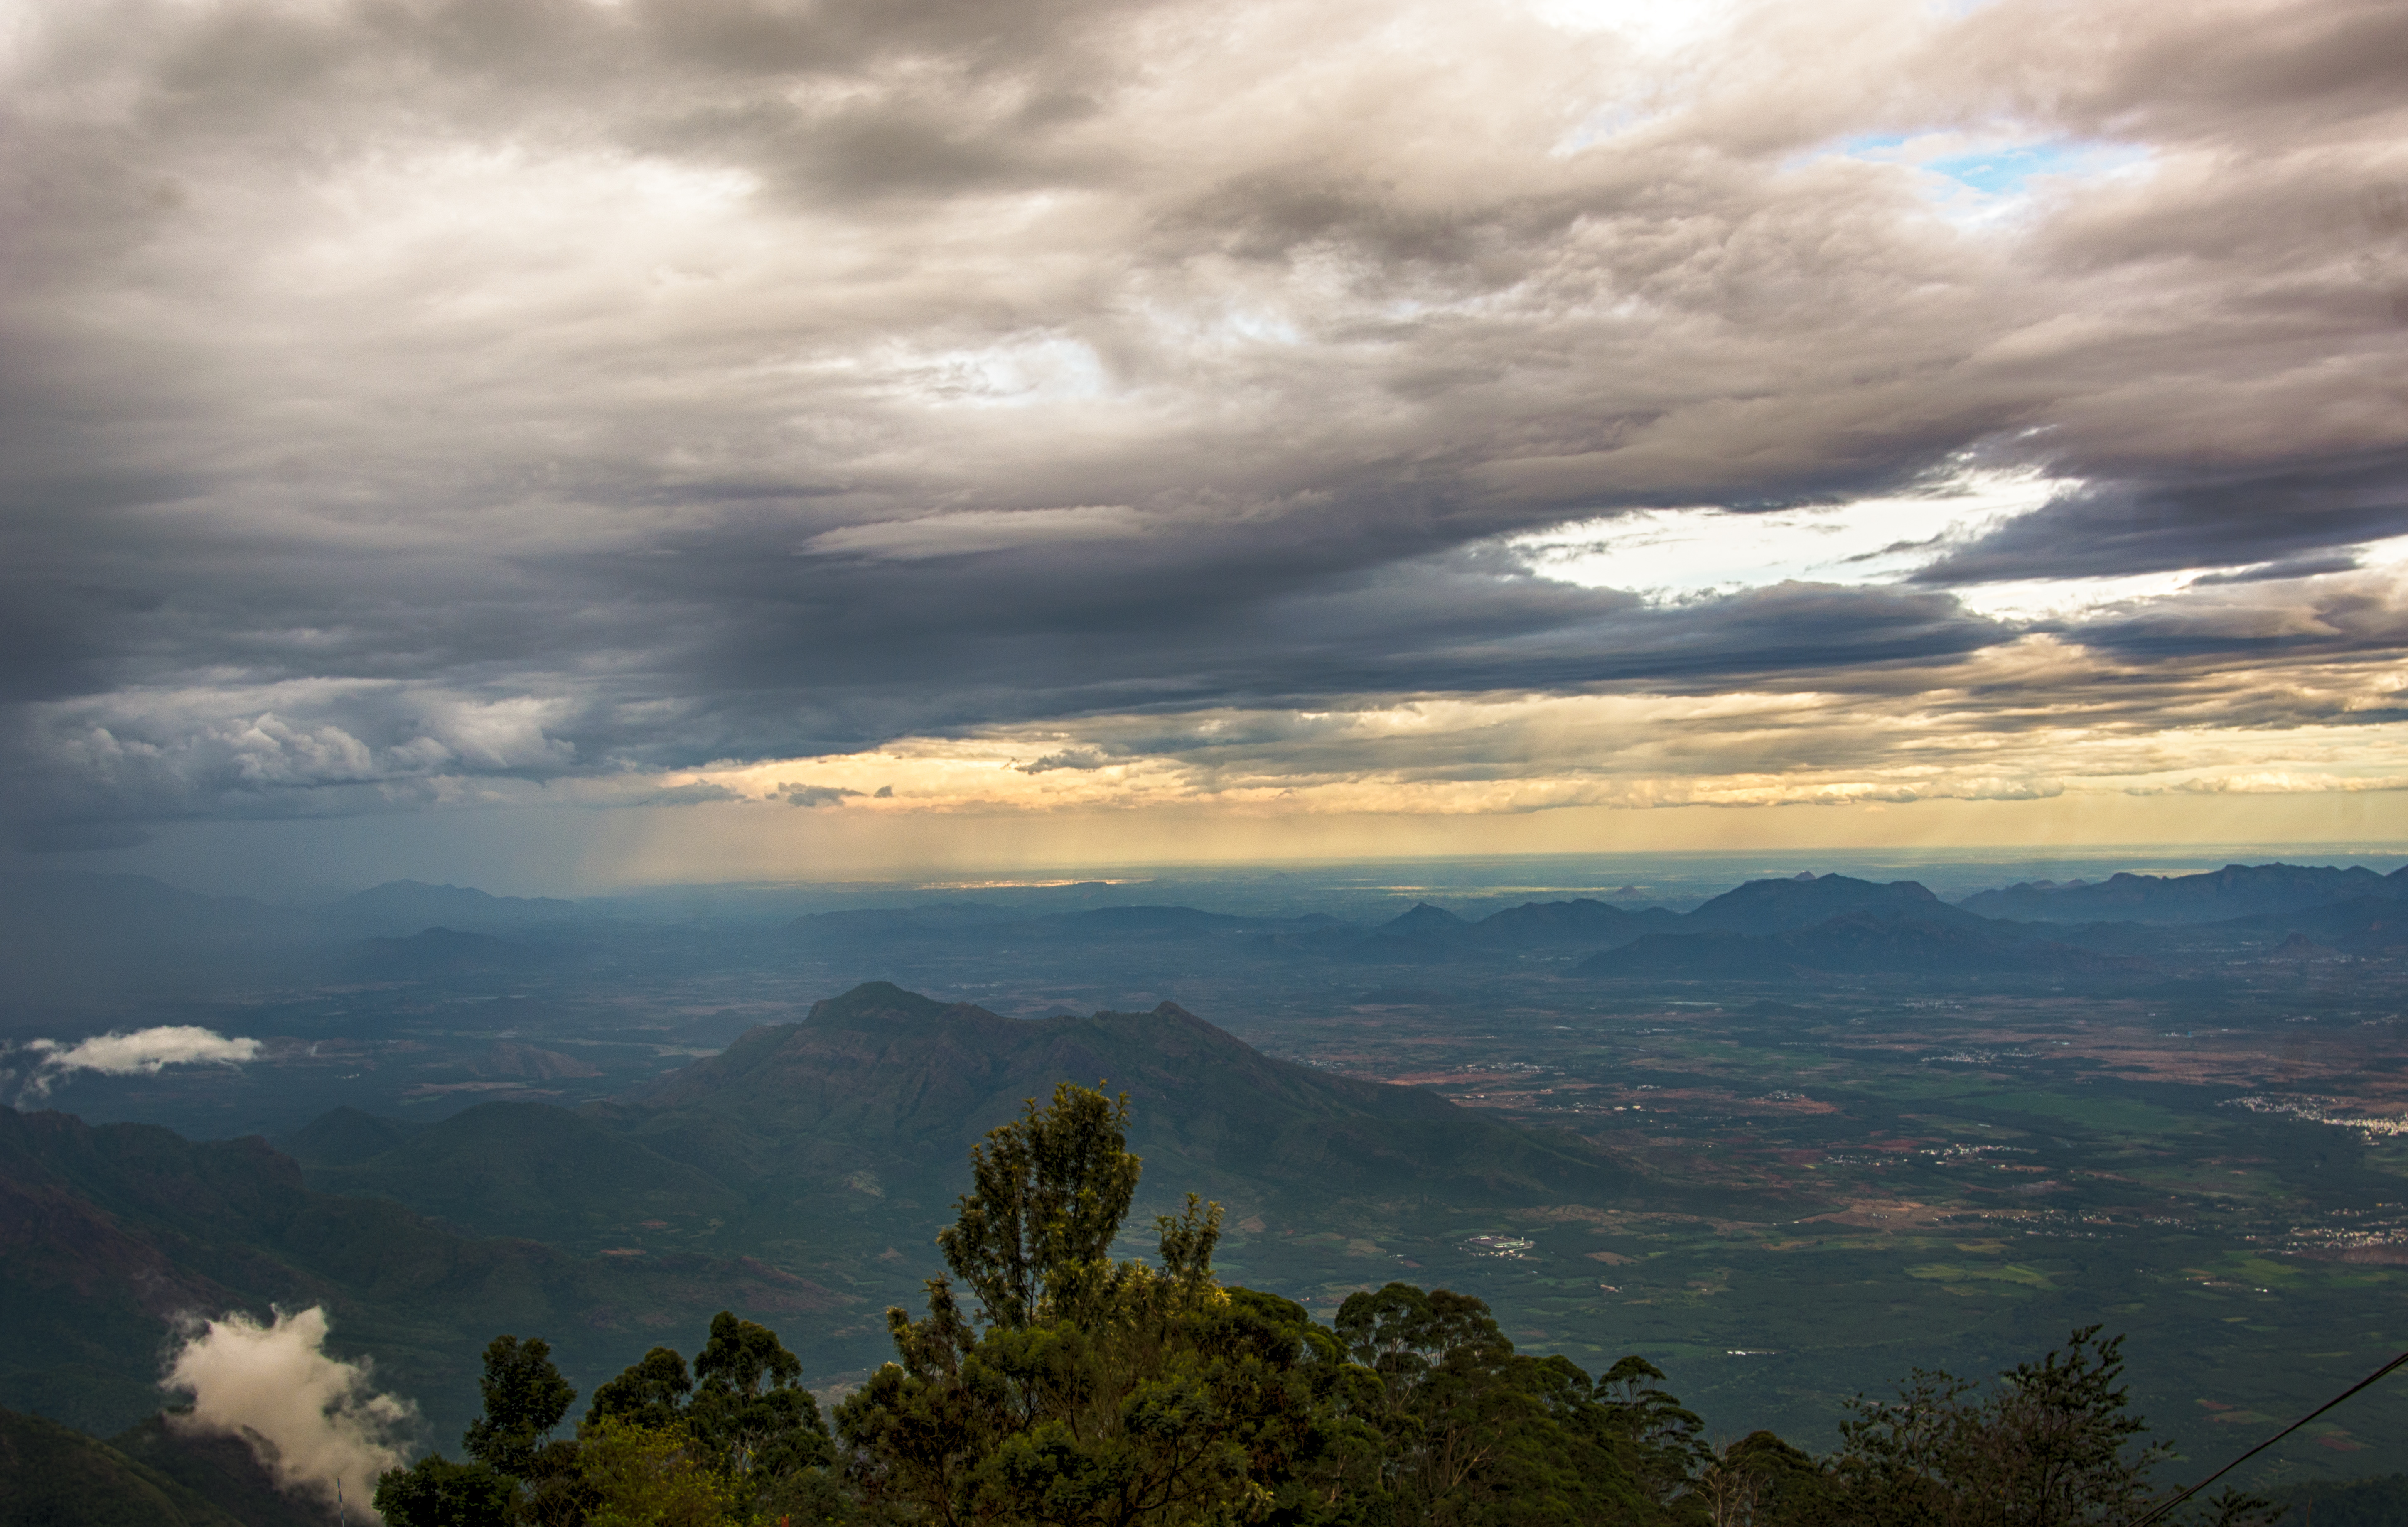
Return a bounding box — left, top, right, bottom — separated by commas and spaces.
2, 0, 2405, 834
1913, 450, 2408, 587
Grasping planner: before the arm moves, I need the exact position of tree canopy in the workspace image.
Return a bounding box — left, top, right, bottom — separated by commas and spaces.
378, 1082, 2280, 1527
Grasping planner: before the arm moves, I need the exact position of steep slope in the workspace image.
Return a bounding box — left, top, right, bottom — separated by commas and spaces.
617, 982, 1629, 1207
299, 1101, 745, 1247
1958, 862, 2408, 923
0, 1108, 848, 1442
282, 1107, 422, 1167
107, 1416, 336, 1527
0, 1407, 254, 1527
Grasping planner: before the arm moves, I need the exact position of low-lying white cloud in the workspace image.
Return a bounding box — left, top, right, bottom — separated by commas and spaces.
165, 1307, 417, 1521
8, 1026, 260, 1104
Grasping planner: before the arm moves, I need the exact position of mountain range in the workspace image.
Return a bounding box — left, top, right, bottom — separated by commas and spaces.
776, 864, 2408, 981
290, 982, 1637, 1262
1957, 863, 2408, 923
7, 860, 2406, 1016
5, 980, 1645, 1446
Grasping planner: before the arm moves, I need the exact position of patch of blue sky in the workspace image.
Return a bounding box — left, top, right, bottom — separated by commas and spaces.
1924, 139, 2150, 196
1803, 131, 2151, 225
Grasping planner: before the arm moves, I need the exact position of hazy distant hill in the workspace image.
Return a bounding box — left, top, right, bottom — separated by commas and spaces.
611, 981, 1629, 1209
1578, 911, 2151, 982
1957, 862, 2408, 923
1678, 874, 1976, 935
1471, 898, 1679, 948
0, 873, 597, 1009
334, 926, 560, 978
1350, 898, 1681, 961
315, 880, 587, 938
2197, 895, 2408, 955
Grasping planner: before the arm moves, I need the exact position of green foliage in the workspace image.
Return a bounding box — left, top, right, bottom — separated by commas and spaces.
1698, 1431, 1838, 1527
2270, 1472, 2408, 1527
688, 1311, 838, 1488
373, 1084, 2329, 1527
838, 1265, 1360, 1527
841, 1088, 1356, 1527
381, 1335, 578, 1527
938, 1082, 1145, 1330
1333, 1282, 1674, 1527
465, 1335, 579, 1478
575, 1418, 743, 1527
589, 1347, 695, 1434
375, 1454, 518, 1527
1832, 1326, 2169, 1527
585, 1309, 837, 1520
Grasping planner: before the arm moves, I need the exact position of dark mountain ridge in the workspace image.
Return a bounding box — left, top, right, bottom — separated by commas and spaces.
1957, 862, 2408, 923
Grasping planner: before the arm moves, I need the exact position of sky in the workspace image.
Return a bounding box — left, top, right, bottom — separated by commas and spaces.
3, 0, 2406, 891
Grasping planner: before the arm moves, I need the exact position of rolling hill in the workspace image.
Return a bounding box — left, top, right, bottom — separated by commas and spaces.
604, 981, 1630, 1209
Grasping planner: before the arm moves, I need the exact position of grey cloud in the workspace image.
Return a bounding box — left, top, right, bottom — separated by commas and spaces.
784, 784, 863, 806
2191, 555, 2364, 586
2067, 572, 2408, 669
1912, 451, 2408, 586
621, 781, 746, 806
2, 0, 2405, 836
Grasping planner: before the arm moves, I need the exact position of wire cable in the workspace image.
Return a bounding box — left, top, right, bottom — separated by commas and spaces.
2128, 1348, 2408, 1527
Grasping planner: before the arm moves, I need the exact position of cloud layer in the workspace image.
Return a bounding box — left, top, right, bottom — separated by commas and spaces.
2, 0, 2404, 860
